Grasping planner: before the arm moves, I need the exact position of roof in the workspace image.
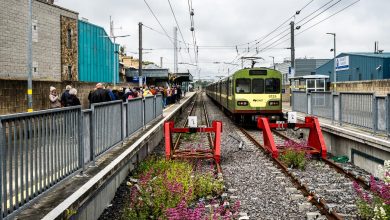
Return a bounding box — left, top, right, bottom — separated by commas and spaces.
343, 52, 390, 59
290, 75, 329, 79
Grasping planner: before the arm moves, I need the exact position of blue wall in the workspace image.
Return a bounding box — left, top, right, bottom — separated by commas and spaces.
78, 20, 119, 83
316, 53, 390, 82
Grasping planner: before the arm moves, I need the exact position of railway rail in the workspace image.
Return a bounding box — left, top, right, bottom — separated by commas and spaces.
239, 125, 372, 219
169, 92, 222, 174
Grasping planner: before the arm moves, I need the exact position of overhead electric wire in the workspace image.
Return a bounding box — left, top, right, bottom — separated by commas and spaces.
298, 0, 342, 27
167, 0, 193, 63
298, 0, 360, 35
250, 0, 360, 57
187, 0, 199, 65
143, 0, 173, 44
296, 0, 336, 24
229, 0, 344, 70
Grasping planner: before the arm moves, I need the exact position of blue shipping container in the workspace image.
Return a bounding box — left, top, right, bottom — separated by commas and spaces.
78, 20, 119, 83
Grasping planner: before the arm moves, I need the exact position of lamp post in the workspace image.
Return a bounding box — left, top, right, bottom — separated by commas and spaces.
326, 33, 336, 88
27, 0, 33, 112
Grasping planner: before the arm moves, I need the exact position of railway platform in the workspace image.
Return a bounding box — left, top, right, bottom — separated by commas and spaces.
9, 93, 196, 220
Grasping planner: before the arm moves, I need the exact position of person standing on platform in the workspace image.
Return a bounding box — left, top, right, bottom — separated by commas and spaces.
67, 88, 81, 106
61, 85, 72, 107
49, 86, 61, 109
88, 83, 111, 104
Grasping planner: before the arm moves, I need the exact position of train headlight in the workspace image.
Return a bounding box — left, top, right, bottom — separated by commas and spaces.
268, 101, 280, 106
237, 101, 248, 106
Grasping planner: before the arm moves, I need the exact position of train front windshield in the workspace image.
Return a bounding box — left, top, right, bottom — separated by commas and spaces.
236, 79, 251, 93
265, 78, 280, 94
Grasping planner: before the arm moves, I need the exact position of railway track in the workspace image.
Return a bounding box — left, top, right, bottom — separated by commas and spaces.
171, 92, 221, 173
237, 122, 373, 219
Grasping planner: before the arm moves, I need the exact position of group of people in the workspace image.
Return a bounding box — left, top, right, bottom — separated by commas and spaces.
49, 83, 184, 109
49, 85, 80, 108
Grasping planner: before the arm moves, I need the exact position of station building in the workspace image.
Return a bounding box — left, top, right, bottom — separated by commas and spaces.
316, 52, 390, 82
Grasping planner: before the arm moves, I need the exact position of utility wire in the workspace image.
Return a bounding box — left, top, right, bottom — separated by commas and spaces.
143, 0, 173, 44
250, 0, 360, 57
297, 0, 360, 35
167, 0, 193, 63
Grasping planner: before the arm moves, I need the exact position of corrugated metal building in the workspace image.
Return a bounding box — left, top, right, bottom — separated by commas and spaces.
295, 59, 330, 77
78, 20, 119, 83
316, 52, 390, 82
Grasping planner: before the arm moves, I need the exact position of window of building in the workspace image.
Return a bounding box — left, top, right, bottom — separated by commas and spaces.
235, 79, 251, 93
68, 65, 72, 79
67, 28, 72, 49
265, 78, 280, 94
252, 79, 264, 93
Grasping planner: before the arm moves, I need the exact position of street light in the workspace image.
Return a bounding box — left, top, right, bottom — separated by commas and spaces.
102, 34, 130, 87
326, 33, 336, 87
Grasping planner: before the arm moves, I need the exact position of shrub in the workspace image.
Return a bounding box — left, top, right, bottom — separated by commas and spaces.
354, 160, 390, 219
193, 172, 224, 199
123, 157, 232, 220
279, 140, 310, 170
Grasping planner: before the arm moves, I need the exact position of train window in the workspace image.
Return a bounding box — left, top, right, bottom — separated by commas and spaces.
236, 79, 251, 93
265, 78, 280, 93
252, 79, 264, 93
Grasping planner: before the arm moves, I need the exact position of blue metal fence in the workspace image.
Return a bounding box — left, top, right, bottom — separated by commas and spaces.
0, 95, 164, 219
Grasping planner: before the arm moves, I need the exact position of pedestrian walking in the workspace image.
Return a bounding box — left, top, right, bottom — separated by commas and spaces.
49, 86, 61, 109
67, 88, 81, 106
88, 83, 111, 104
61, 85, 72, 107
177, 85, 182, 103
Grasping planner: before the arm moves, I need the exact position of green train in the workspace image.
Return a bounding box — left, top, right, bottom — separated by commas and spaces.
206, 67, 283, 123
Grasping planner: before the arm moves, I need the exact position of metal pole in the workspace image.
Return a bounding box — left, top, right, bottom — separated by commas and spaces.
270, 56, 275, 69
27, 0, 33, 112
113, 37, 116, 87
160, 57, 163, 68
174, 27, 178, 74
334, 33, 336, 85
290, 21, 295, 106
290, 21, 295, 70
138, 22, 143, 88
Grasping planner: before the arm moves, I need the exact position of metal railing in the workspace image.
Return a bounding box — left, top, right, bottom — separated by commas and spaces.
292, 91, 308, 113
292, 91, 390, 135
0, 107, 82, 219
144, 96, 155, 125
311, 92, 332, 120
0, 95, 164, 219
126, 98, 143, 136
340, 93, 374, 129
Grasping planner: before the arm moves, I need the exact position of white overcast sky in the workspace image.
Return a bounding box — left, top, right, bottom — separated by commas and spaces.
56, 0, 390, 80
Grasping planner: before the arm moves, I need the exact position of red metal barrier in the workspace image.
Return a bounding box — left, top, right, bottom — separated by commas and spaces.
164, 121, 222, 164
257, 116, 327, 159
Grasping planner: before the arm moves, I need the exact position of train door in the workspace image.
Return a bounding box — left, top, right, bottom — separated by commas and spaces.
226, 78, 229, 108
